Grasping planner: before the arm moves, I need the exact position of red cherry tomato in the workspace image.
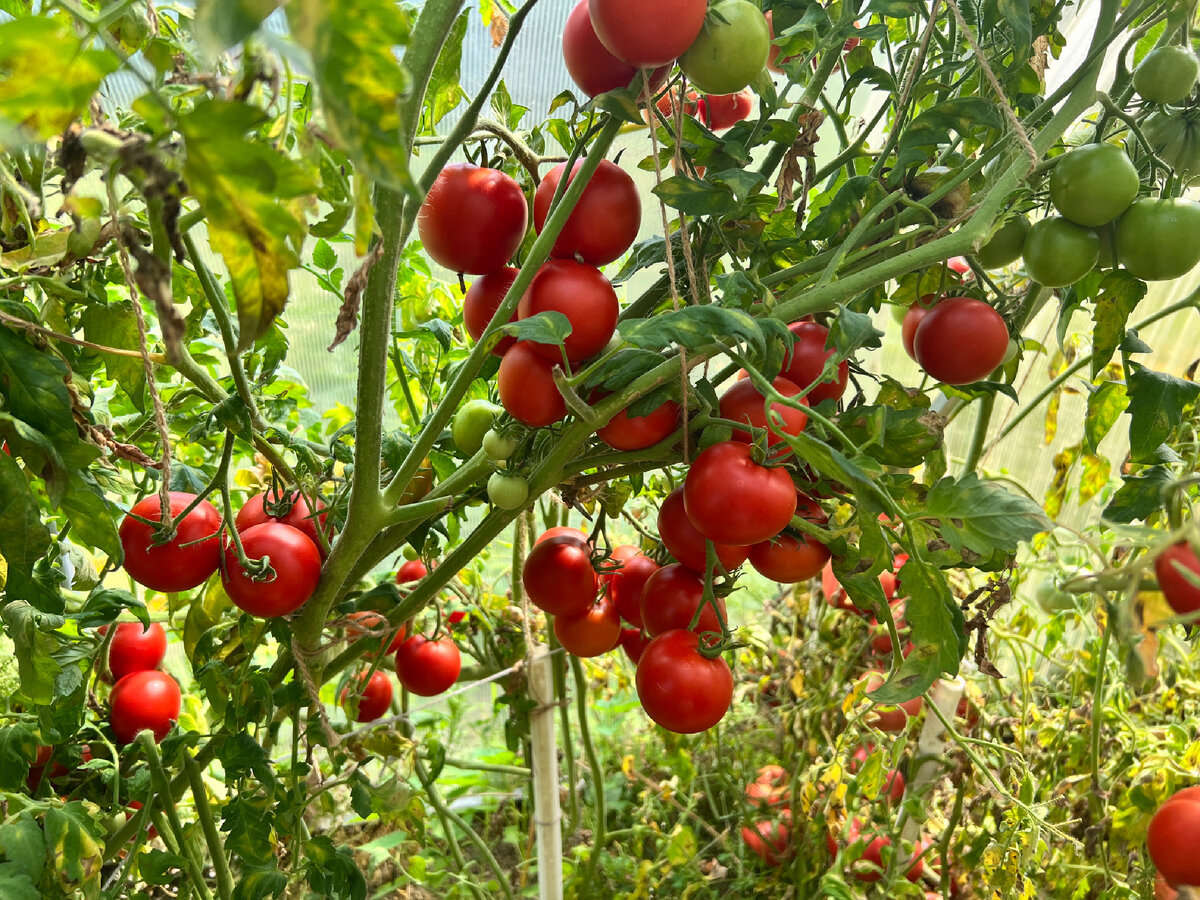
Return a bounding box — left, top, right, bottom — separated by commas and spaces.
640, 563, 728, 637
1156, 873, 1179, 900
606, 552, 659, 627
838, 819, 924, 883
658, 486, 751, 574
119, 492, 222, 593
346, 611, 407, 654
682, 441, 798, 546
748, 532, 830, 583
595, 395, 680, 451
1155, 542, 1200, 619
517, 260, 619, 364
463, 267, 519, 357
396, 559, 429, 584
109, 670, 182, 744
782, 321, 849, 404
221, 522, 322, 618
699, 90, 754, 130
497, 342, 568, 427
598, 543, 639, 588
656, 88, 701, 120
235, 489, 329, 557
395, 635, 462, 697
617, 626, 651, 663
533, 159, 641, 267
745, 764, 790, 809
912, 297, 1010, 385
588, 0, 709, 68
554, 594, 622, 657
742, 815, 792, 866
563, 0, 670, 97
102, 622, 168, 683
417, 163, 528, 275
1149, 788, 1200, 887
523, 536, 598, 616
719, 376, 808, 447
341, 670, 394, 722
635, 629, 733, 733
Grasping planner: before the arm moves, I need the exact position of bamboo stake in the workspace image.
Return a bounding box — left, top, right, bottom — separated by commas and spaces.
529, 644, 564, 900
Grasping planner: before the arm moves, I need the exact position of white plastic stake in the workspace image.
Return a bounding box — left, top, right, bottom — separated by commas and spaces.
900, 675, 965, 843
528, 645, 564, 900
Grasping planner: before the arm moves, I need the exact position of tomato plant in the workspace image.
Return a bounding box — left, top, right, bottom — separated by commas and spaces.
109, 670, 182, 745
639, 563, 727, 636
221, 522, 323, 618
635, 629, 734, 733
553, 594, 622, 657
603, 550, 659, 627
533, 159, 641, 266
683, 441, 798, 546
563, 0, 669, 97
452, 398, 500, 456
523, 535, 598, 616
235, 488, 329, 556
462, 267, 520, 356
719, 375, 808, 447
1048, 142, 1140, 228
1134, 46, 1200, 105
594, 393, 680, 450
119, 492, 222, 593
658, 485, 752, 573
517, 259, 619, 363
912, 296, 1010, 385
1114, 198, 1200, 281
102, 622, 167, 683
416, 163, 528, 275
782, 321, 849, 404
497, 341, 568, 426
1154, 542, 1200, 618
340, 669, 393, 722
588, 0, 708, 67
1148, 788, 1200, 887
1022, 216, 1101, 287
679, 0, 771, 95
394, 635, 462, 697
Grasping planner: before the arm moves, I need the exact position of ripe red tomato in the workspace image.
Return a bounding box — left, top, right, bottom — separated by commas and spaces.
837, 820, 924, 883
658, 485, 751, 573
109, 670, 182, 744
463, 267, 519, 357
417, 163, 528, 275
683, 441, 798, 546
1155, 542, 1200, 618
396, 559, 429, 584
533, 160, 641, 267
782, 321, 849, 404
517, 260, 619, 364
1149, 788, 1200, 887
394, 635, 462, 697
341, 670, 393, 722
640, 563, 728, 637
745, 764, 790, 809
849, 745, 906, 804
523, 536, 598, 616
719, 376, 808, 447
862, 671, 923, 732
346, 611, 407, 654
699, 90, 754, 130
901, 294, 939, 360
119, 492, 222, 593
497, 342, 568, 427
102, 622, 167, 683
221, 522, 322, 618
655, 88, 701, 120
588, 0, 709, 68
563, 0, 669, 98
635, 629, 733, 733
912, 297, 1009, 385
1156, 872, 1179, 900
869, 600, 910, 656
605, 551, 659, 627
554, 594, 622, 657
235, 489, 329, 557
748, 532, 830, 583
617, 626, 651, 663
536, 526, 591, 547
595, 394, 680, 451
742, 815, 792, 866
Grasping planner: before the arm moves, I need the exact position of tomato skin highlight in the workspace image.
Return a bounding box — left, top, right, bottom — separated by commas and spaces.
109, 670, 182, 745
394, 635, 462, 697
417, 163, 528, 275
639, 563, 727, 637
462, 267, 520, 357
497, 342, 568, 427
221, 522, 323, 618
912, 297, 1009, 385
119, 492, 222, 593
658, 486, 751, 574
517, 260, 619, 364
635, 629, 733, 733
523, 536, 598, 617
563, 0, 669, 98
341, 670, 393, 722
103, 622, 168, 683
588, 0, 709, 68
682, 441, 798, 546
533, 159, 641, 267
1155, 542, 1200, 618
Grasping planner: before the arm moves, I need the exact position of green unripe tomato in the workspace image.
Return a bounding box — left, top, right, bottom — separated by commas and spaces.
1048, 143, 1140, 227
487, 472, 529, 510
1033, 573, 1077, 614
1115, 197, 1200, 281
483, 429, 520, 462
975, 216, 1031, 269
679, 0, 771, 95
452, 399, 500, 456
1133, 45, 1200, 105
1022, 217, 1100, 287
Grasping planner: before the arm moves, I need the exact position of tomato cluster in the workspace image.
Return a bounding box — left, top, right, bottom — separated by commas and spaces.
1148, 786, 1200, 890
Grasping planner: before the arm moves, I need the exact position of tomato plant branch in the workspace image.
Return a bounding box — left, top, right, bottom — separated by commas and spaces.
398, 0, 473, 157
412, 756, 489, 900
183, 749, 235, 900
571, 653, 608, 882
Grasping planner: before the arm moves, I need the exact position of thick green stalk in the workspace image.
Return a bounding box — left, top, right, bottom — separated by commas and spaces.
139, 734, 218, 900
572, 655, 607, 881
399, 0, 470, 155
183, 750, 235, 900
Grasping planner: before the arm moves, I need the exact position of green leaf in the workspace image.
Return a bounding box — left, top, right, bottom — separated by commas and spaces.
0, 18, 119, 146
619, 306, 764, 357
583, 348, 665, 394
80, 303, 146, 411
502, 312, 573, 348
829, 304, 884, 355
651, 176, 736, 217
804, 176, 887, 241
312, 239, 338, 271
0, 724, 38, 791
426, 12, 468, 127
708, 168, 767, 203
195, 0, 284, 55
1103, 466, 1172, 523
232, 867, 289, 900
0, 815, 46, 899
43, 804, 103, 891
896, 98, 1003, 168
0, 326, 85, 454
179, 100, 317, 351
922, 473, 1051, 558
995, 0, 1033, 64
836, 405, 945, 469
1083, 378, 1128, 454
2, 601, 63, 704
287, 0, 415, 192
1090, 271, 1145, 378
59, 472, 122, 562
0, 454, 52, 599
1126, 365, 1200, 464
